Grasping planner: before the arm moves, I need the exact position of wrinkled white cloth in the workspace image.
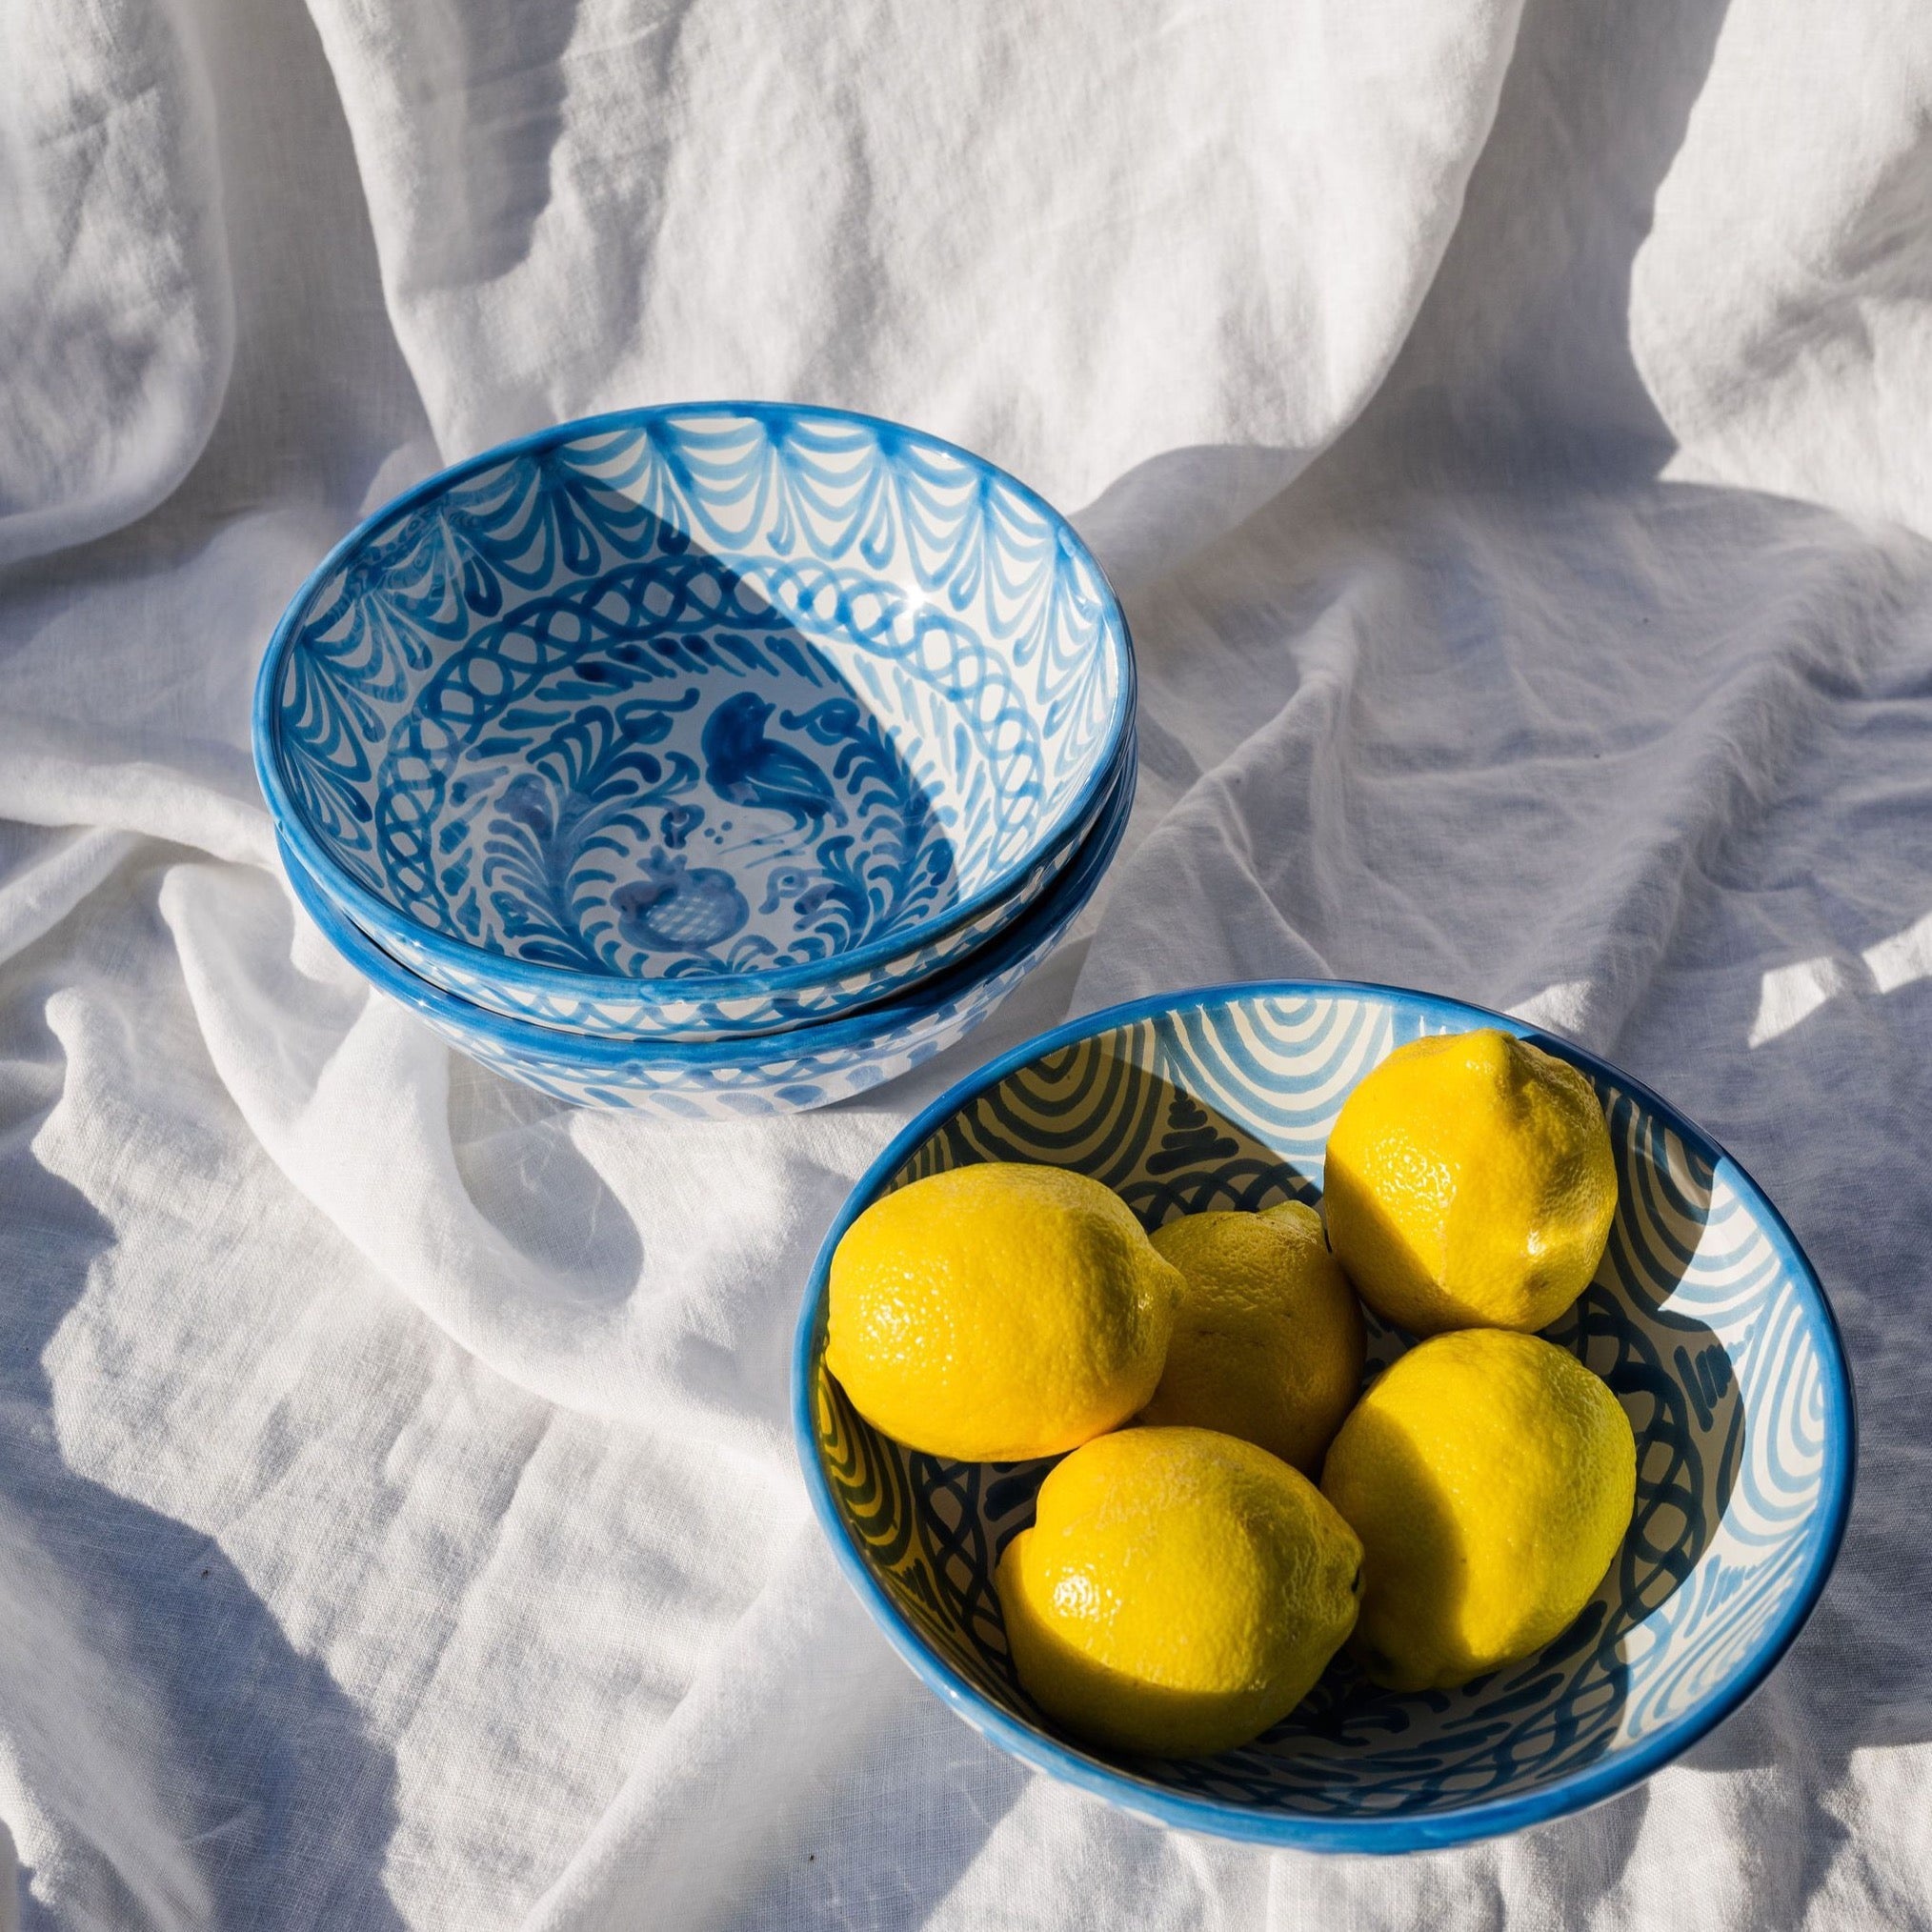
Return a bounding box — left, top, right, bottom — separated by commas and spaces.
2, 0, 1931, 1924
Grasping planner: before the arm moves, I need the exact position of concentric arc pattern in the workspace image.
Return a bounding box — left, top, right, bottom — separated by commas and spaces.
808, 989, 1844, 1821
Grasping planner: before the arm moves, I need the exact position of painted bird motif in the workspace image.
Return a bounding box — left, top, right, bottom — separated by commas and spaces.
700, 692, 847, 829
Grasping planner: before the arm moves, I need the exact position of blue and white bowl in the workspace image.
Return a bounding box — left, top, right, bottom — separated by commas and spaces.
371, 726, 1132, 1041
795, 984, 1856, 1850
255, 403, 1134, 1040
278, 740, 1134, 1118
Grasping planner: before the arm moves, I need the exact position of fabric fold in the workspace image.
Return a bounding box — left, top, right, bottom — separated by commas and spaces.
0, 0, 233, 568
300, 0, 1524, 531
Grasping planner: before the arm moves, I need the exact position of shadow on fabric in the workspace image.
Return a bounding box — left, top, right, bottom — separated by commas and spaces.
0, 1051, 406, 1931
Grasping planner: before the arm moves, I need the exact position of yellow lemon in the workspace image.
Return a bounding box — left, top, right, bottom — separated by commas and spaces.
825, 1162, 1182, 1461
997, 1426, 1362, 1756
1323, 1028, 1617, 1336
1319, 1329, 1636, 1691
1138, 1201, 1365, 1474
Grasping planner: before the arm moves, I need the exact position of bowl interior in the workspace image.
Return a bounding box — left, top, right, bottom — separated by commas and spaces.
269, 405, 1127, 984
279, 724, 1136, 1071
341, 715, 1137, 1038
797, 985, 1853, 1847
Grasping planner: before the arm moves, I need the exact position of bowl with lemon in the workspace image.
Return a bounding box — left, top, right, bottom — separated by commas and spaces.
794, 982, 1855, 1849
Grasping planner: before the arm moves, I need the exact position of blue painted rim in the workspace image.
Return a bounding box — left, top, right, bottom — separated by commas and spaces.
252, 400, 1137, 1008
790, 981, 1859, 1852
277, 735, 1136, 1072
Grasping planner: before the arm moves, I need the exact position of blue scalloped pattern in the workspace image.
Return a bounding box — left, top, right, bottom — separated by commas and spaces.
809, 992, 1836, 1819
272, 409, 1124, 1035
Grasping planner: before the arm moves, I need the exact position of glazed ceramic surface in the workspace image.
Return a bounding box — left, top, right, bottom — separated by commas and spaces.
795, 985, 1856, 1850
276, 742, 1133, 1118
371, 726, 1130, 1040
256, 403, 1133, 1037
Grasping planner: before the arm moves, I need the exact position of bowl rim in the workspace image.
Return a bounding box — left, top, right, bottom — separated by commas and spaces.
276, 733, 1136, 1071
253, 399, 1137, 1008
790, 978, 1859, 1852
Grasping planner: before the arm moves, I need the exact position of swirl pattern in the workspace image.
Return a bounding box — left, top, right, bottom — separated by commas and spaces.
276, 739, 1133, 1119
258, 405, 1131, 1037
797, 985, 1855, 1845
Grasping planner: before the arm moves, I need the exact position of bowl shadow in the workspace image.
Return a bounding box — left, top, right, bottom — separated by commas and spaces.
381, 486, 968, 977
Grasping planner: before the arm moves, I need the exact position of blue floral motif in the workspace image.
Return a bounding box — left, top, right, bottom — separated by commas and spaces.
351, 552, 972, 982
367, 735, 1123, 1041
473, 692, 702, 969
255, 404, 1133, 1039
797, 986, 1855, 1850
272, 740, 1133, 1116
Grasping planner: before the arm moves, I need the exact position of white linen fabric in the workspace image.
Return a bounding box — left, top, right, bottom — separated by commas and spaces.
2, 0, 1930, 1923
0, 0, 231, 571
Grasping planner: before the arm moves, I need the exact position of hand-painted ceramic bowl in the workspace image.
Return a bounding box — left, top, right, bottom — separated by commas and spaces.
359, 723, 1132, 1043
795, 984, 1856, 1850
255, 403, 1134, 1039
277, 740, 1134, 1118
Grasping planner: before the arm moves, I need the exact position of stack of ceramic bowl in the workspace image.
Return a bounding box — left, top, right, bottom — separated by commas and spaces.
253, 403, 1137, 1118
